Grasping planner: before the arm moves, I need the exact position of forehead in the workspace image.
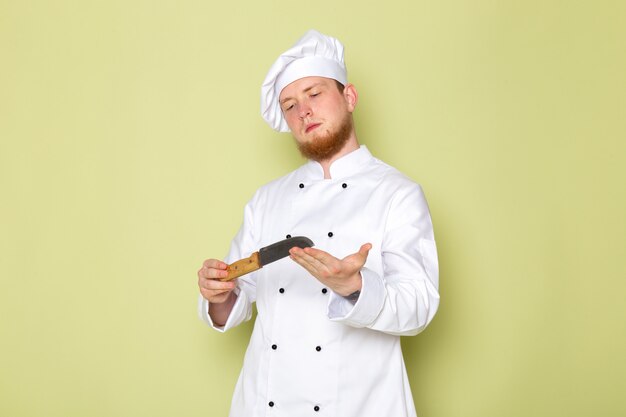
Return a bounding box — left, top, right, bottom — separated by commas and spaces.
279, 76, 335, 101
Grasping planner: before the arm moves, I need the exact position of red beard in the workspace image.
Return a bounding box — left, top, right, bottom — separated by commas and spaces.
295, 113, 353, 162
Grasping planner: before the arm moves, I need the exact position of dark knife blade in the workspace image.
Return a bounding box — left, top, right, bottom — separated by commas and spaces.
223, 236, 314, 281
259, 236, 314, 266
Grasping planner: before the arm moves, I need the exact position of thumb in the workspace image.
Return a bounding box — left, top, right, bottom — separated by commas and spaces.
359, 243, 373, 256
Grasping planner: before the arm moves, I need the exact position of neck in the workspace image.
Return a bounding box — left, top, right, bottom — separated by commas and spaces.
317, 134, 360, 179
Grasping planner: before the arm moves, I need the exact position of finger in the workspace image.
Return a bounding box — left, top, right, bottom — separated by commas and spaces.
344, 243, 372, 261
290, 247, 328, 272
292, 248, 345, 281
290, 249, 328, 278
355, 243, 372, 261
296, 247, 339, 269
201, 287, 228, 297
199, 277, 236, 291
202, 259, 228, 270
302, 247, 338, 263
302, 247, 346, 276
198, 266, 229, 280
200, 288, 231, 302
290, 249, 319, 272
359, 243, 373, 255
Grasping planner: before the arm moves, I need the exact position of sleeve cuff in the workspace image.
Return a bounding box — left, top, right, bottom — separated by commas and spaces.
197, 287, 251, 332
327, 266, 386, 327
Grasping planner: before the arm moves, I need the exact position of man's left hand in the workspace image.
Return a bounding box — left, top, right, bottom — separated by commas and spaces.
289, 243, 372, 297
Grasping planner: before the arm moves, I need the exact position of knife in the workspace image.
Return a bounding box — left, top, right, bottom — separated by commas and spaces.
221, 236, 314, 281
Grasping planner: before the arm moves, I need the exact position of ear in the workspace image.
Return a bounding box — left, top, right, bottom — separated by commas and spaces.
343, 83, 358, 112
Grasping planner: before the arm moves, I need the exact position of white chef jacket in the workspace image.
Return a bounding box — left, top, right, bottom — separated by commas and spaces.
199, 145, 439, 417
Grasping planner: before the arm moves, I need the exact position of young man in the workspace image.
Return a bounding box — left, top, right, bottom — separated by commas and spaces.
198, 30, 440, 417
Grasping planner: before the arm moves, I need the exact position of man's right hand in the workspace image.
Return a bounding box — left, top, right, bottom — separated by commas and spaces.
197, 259, 236, 304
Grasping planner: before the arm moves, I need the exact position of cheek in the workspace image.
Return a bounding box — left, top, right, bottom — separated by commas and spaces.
285, 116, 303, 135
283, 112, 297, 127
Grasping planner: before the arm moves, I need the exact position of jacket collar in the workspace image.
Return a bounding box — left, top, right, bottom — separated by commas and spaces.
300, 145, 374, 181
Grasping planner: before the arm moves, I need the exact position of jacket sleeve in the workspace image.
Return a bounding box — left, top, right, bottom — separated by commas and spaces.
198, 191, 262, 332
327, 183, 440, 336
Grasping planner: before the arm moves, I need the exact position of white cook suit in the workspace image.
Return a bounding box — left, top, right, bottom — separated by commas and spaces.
199, 146, 439, 417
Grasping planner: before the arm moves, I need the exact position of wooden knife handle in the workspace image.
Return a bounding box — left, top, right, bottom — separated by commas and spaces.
222, 252, 261, 281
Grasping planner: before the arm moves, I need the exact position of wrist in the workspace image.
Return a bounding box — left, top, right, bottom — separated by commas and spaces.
338, 271, 362, 297
343, 289, 360, 303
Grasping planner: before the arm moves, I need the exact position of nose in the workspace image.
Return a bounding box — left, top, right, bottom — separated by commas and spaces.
297, 103, 312, 119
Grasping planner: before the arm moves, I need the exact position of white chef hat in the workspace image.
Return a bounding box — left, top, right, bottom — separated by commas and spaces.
261, 29, 348, 132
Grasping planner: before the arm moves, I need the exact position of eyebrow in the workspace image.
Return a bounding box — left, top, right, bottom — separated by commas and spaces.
279, 83, 324, 105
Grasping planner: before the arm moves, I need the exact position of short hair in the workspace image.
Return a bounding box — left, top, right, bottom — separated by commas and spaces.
335, 80, 345, 93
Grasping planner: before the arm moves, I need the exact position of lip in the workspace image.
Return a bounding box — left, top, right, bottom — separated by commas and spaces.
305, 123, 321, 133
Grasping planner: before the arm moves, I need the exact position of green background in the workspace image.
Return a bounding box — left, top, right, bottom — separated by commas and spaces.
1, 1, 624, 416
